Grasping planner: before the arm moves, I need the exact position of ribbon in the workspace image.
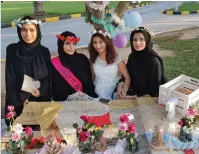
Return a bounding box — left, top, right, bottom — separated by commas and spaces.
91, 15, 116, 38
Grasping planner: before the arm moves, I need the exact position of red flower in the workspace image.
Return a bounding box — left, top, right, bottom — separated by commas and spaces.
80, 114, 90, 122
31, 138, 38, 146
56, 35, 65, 41
27, 143, 33, 149
7, 105, 15, 112
24, 126, 33, 136
120, 114, 129, 123
76, 37, 80, 42
177, 120, 184, 127
39, 136, 45, 143
5, 111, 16, 119
128, 123, 136, 134
79, 131, 90, 142
56, 138, 62, 144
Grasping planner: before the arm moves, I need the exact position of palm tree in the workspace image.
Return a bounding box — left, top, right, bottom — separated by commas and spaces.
85, 1, 129, 30
33, 1, 45, 16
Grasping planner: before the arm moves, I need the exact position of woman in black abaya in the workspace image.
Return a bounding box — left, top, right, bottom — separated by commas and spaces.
117, 27, 167, 98
5, 16, 52, 126
51, 31, 98, 101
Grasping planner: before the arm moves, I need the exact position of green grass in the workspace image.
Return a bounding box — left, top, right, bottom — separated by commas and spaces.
167, 2, 199, 11
154, 37, 199, 80
1, 1, 152, 23
1, 1, 119, 23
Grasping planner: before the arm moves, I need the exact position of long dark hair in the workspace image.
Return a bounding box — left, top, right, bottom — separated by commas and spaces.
88, 29, 117, 64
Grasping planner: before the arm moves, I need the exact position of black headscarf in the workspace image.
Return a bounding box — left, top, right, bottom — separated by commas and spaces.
130, 27, 167, 84
57, 31, 79, 67
16, 16, 48, 79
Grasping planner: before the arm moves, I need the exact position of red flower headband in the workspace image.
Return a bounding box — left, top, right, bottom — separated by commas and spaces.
56, 35, 80, 43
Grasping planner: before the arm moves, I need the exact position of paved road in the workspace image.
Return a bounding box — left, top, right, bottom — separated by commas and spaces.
1, 1, 199, 58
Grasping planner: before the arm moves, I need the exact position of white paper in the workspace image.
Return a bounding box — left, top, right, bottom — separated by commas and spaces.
21, 75, 40, 93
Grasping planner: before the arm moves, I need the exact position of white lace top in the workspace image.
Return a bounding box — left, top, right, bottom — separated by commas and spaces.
93, 56, 122, 99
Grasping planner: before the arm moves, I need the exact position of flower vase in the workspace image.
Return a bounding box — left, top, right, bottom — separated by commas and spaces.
6, 142, 26, 154
179, 127, 192, 142
90, 137, 107, 154
126, 135, 138, 153
78, 141, 91, 154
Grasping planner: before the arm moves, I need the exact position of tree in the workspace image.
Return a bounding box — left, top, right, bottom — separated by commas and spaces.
33, 1, 45, 16
85, 1, 130, 33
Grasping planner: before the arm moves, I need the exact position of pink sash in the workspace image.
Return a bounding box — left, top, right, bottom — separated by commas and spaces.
51, 57, 82, 92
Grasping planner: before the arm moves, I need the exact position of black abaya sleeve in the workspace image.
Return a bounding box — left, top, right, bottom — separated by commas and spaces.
147, 57, 162, 97
38, 49, 52, 101
5, 45, 20, 106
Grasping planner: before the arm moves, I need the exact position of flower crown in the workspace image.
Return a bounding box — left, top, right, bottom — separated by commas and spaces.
14, 18, 42, 28
135, 27, 155, 37
56, 35, 80, 43
91, 29, 111, 38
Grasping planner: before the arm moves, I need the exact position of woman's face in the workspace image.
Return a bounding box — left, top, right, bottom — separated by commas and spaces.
132, 32, 146, 51
93, 36, 106, 53
21, 24, 37, 44
63, 40, 76, 55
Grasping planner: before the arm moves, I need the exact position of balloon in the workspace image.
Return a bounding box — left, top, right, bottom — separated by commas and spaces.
113, 34, 128, 48
124, 11, 142, 29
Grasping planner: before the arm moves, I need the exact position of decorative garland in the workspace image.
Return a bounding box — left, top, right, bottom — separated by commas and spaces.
109, 8, 125, 29
14, 18, 42, 27
85, 1, 109, 11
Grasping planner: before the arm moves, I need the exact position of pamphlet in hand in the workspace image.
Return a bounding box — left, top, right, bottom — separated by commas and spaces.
21, 75, 40, 93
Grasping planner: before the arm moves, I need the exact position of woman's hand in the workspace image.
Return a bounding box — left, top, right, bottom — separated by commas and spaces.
32, 89, 40, 97
24, 99, 29, 105
117, 82, 126, 99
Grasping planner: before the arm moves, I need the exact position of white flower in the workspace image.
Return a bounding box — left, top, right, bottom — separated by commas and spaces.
98, 30, 102, 34
18, 24, 22, 27
13, 123, 23, 134
92, 30, 97, 34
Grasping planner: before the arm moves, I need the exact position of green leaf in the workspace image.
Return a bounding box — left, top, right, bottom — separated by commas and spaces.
87, 123, 94, 129
94, 136, 99, 142
7, 127, 11, 132
12, 141, 19, 150
73, 123, 78, 129
96, 130, 104, 137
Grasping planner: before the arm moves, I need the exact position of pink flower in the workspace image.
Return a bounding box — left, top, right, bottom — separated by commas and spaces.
5, 111, 16, 119
79, 131, 90, 142
119, 123, 128, 131
177, 120, 184, 127
7, 105, 15, 112
24, 126, 33, 136
100, 136, 105, 144
187, 108, 197, 118
80, 114, 90, 122
11, 133, 21, 142
128, 123, 136, 134
85, 131, 91, 138
120, 114, 129, 123
78, 126, 82, 133
125, 113, 134, 120
13, 124, 23, 134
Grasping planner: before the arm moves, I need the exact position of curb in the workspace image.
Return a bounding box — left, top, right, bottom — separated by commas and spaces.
2, 26, 199, 63
1, 13, 85, 28
1, 2, 156, 29
161, 9, 199, 15
128, 2, 154, 9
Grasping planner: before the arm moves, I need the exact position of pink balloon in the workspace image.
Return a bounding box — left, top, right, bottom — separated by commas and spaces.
113, 34, 128, 48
